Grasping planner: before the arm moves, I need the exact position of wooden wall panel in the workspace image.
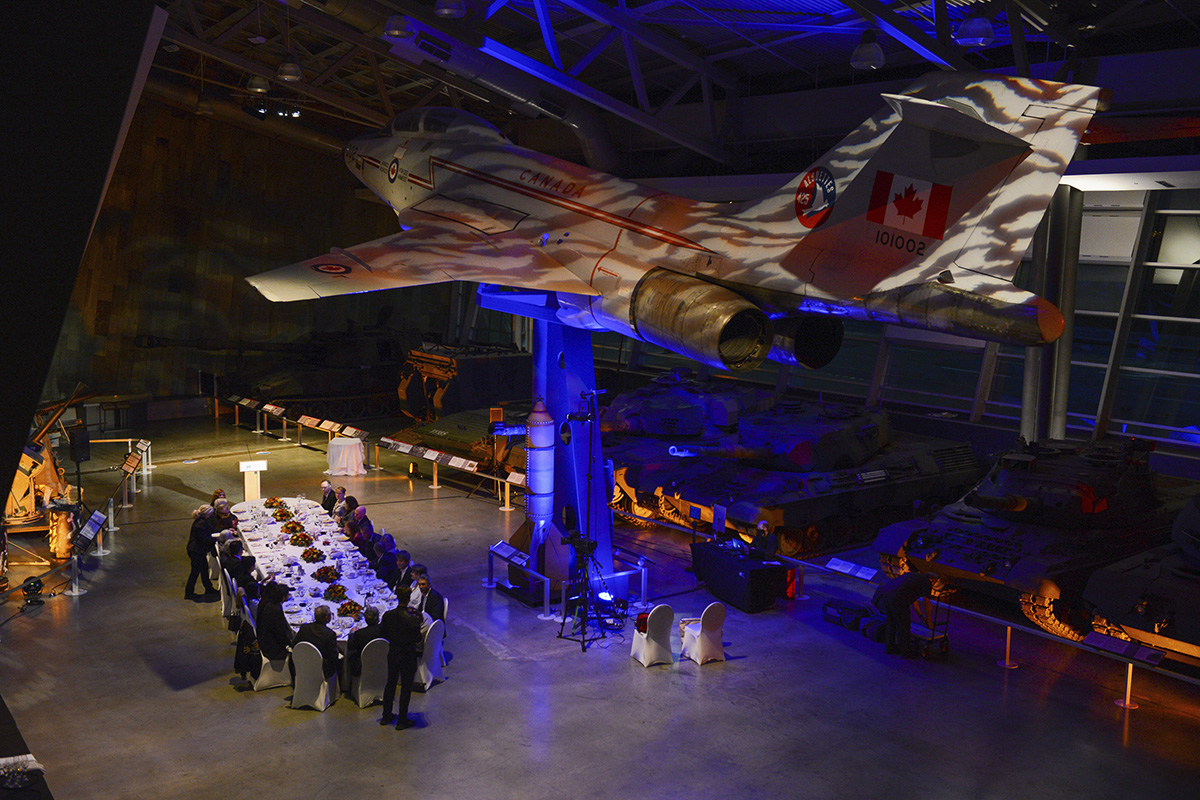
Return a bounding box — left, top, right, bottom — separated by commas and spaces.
47, 97, 451, 402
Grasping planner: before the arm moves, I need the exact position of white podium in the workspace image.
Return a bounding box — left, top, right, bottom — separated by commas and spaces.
241, 460, 267, 502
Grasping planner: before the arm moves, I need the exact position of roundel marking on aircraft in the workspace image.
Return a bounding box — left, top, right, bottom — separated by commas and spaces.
795, 167, 836, 229
388, 159, 400, 183
312, 263, 351, 275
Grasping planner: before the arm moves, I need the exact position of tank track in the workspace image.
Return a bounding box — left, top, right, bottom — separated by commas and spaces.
1091, 615, 1132, 641
1020, 593, 1089, 641
610, 490, 658, 528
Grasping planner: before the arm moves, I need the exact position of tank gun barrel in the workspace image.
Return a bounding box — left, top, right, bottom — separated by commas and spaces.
668, 444, 772, 460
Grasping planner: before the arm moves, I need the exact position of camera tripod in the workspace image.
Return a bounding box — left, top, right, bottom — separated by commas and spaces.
557, 535, 613, 652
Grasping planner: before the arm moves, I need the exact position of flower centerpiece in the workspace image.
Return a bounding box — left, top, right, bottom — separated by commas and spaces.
281, 520, 304, 534
312, 565, 340, 583
263, 497, 285, 509
323, 583, 348, 602
301, 546, 325, 564
288, 531, 313, 548
272, 507, 293, 522
337, 600, 363, 620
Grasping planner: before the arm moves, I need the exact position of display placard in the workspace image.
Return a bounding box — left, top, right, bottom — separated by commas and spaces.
318, 420, 343, 432
262, 404, 285, 416
296, 415, 321, 427
340, 426, 367, 439
237, 397, 255, 407
227, 395, 242, 404
239, 460, 268, 472
506, 472, 525, 486
380, 437, 413, 453
119, 452, 142, 474
135, 439, 151, 453
74, 510, 107, 551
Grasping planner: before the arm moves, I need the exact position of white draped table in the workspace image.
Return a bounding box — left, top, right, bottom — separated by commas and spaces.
326, 437, 367, 476
232, 497, 397, 641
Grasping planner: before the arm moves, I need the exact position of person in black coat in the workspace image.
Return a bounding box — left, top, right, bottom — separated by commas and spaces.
256, 582, 294, 661
293, 605, 340, 678
871, 572, 935, 657
184, 505, 218, 599
379, 586, 423, 730
411, 572, 445, 627
346, 605, 382, 678
319, 480, 337, 515
393, 550, 414, 590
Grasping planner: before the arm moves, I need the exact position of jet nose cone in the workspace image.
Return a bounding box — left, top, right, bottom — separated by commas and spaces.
1034, 296, 1065, 344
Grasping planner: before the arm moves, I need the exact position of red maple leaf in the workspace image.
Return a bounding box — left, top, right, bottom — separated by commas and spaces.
892, 184, 924, 219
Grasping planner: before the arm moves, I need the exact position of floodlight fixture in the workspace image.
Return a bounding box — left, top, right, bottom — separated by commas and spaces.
851, 29, 885, 70
434, 0, 467, 19
955, 7, 995, 47
384, 14, 415, 37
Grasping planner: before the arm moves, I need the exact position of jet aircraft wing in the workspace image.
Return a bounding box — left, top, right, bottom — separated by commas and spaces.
247, 214, 598, 302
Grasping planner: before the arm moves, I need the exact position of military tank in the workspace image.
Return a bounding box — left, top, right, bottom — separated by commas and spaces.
603, 372, 980, 555
1080, 494, 1200, 665
871, 438, 1196, 640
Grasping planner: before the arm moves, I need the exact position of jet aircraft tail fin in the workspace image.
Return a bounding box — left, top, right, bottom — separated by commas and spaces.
728, 72, 1103, 345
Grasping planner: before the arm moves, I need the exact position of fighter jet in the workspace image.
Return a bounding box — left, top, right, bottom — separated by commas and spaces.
248, 72, 1104, 373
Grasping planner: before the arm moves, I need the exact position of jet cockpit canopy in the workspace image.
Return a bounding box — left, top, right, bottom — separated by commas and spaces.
383, 108, 509, 144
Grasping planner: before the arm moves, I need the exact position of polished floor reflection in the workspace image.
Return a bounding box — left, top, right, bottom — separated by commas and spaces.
2, 418, 1199, 800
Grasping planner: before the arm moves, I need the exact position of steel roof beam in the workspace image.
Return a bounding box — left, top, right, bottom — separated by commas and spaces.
840, 0, 975, 70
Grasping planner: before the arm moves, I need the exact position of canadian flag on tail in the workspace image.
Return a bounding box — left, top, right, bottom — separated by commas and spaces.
866, 171, 953, 240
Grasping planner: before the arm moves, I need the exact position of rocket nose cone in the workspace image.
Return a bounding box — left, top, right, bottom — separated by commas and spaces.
1035, 297, 1065, 344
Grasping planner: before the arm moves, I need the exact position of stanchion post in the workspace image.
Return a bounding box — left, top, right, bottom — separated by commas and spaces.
296, 424, 303, 448
93, 525, 110, 557
119, 474, 132, 509
234, 404, 240, 427
278, 418, 291, 442
499, 481, 513, 511
107, 498, 119, 532
63, 555, 87, 597
1115, 662, 1139, 709
146, 443, 154, 470
372, 443, 384, 471
998, 626, 1019, 669
482, 551, 496, 588
431, 462, 440, 489
254, 410, 265, 435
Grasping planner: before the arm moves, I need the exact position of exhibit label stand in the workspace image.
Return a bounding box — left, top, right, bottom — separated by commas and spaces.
998, 626, 1019, 669
64, 510, 107, 597
240, 460, 267, 502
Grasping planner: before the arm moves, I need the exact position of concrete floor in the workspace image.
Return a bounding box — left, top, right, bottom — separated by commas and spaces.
2, 418, 1200, 800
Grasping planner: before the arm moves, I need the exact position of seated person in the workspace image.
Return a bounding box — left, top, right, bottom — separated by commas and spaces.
393, 550, 414, 589
335, 493, 358, 527
375, 551, 399, 586
407, 566, 444, 626
219, 538, 245, 577
320, 480, 337, 515
370, 533, 397, 568
255, 582, 294, 661
346, 605, 382, 678
211, 489, 227, 506
213, 498, 239, 532
234, 555, 262, 602
293, 605, 340, 679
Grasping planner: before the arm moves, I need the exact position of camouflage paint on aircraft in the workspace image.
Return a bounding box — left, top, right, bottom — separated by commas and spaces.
249, 74, 1104, 372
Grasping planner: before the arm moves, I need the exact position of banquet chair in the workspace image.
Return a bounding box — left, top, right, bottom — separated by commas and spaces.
290, 642, 338, 711
207, 549, 220, 585
440, 596, 450, 666
680, 602, 726, 666
631, 603, 674, 667
221, 569, 239, 640
350, 638, 388, 708
416, 619, 445, 691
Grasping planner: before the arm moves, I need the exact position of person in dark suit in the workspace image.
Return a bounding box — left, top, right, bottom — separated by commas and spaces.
379, 586, 422, 730
256, 582, 294, 661
184, 504, 218, 599
293, 605, 340, 678
410, 572, 445, 626
346, 605, 382, 678
393, 550, 414, 590
319, 480, 337, 515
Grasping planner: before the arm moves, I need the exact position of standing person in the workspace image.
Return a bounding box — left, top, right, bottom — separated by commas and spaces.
184, 505, 218, 600
379, 585, 423, 730
871, 572, 936, 658
320, 480, 337, 515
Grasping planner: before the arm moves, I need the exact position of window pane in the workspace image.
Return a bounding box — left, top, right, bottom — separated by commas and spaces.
1076, 263, 1129, 312
1109, 371, 1200, 445
1120, 317, 1200, 373
1072, 314, 1118, 362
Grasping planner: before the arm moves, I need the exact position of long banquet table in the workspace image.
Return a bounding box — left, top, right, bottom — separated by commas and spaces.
231, 497, 397, 641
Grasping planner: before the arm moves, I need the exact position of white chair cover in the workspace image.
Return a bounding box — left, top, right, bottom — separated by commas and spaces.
290, 642, 337, 710
416, 619, 445, 691
681, 602, 726, 665
254, 651, 291, 692
207, 551, 220, 584
631, 603, 674, 667
440, 596, 450, 667
350, 638, 389, 708
219, 569, 235, 619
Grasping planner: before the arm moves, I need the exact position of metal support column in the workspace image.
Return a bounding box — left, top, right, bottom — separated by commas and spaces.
1047, 185, 1084, 438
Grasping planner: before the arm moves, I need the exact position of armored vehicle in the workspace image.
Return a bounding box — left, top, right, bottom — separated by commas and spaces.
872, 438, 1195, 640
1081, 495, 1200, 665
603, 374, 979, 555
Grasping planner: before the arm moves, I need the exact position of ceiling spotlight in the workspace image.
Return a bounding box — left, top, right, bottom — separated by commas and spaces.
955, 8, 995, 47
247, 75, 270, 94
851, 29, 885, 70
277, 53, 303, 82
434, 0, 466, 19
194, 96, 215, 116
384, 14, 415, 37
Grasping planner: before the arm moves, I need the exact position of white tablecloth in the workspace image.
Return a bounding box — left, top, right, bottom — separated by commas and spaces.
232, 497, 395, 641
326, 437, 366, 476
